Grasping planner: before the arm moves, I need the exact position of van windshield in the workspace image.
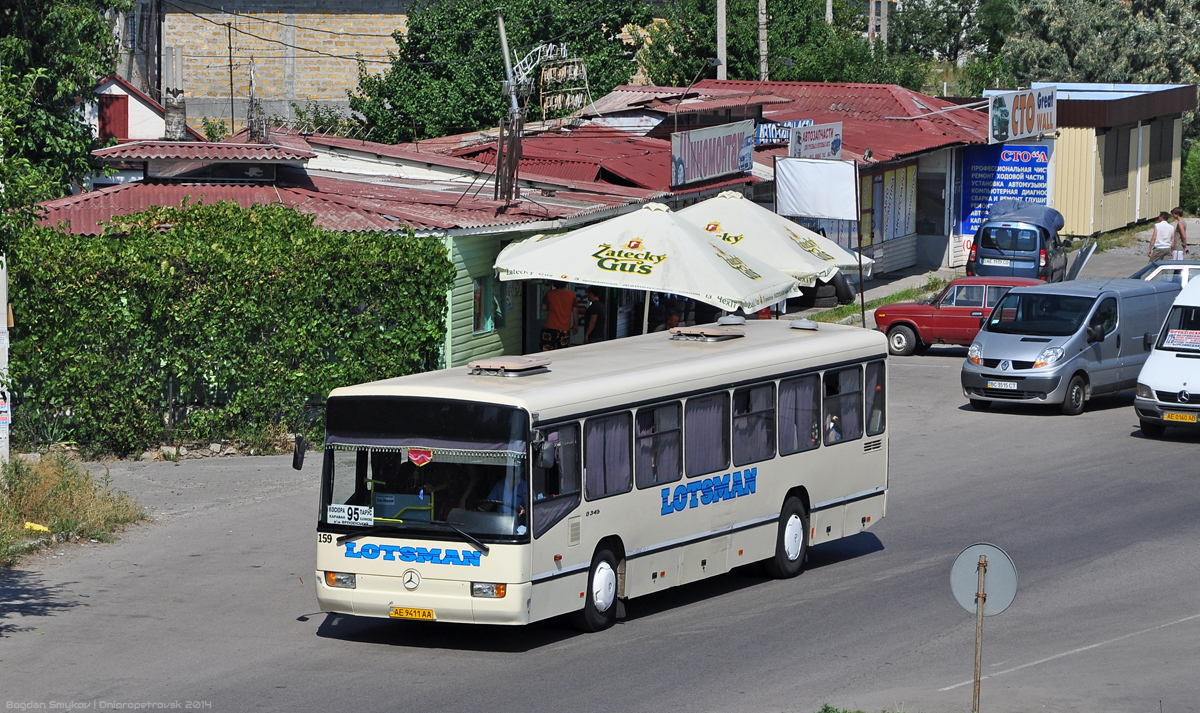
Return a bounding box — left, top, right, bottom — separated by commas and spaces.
986, 293, 1096, 336
979, 226, 1039, 252
1156, 305, 1200, 352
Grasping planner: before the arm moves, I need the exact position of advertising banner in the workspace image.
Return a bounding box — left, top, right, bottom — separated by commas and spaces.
788, 121, 843, 159
959, 144, 1052, 236
988, 87, 1056, 144
775, 157, 859, 222
670, 120, 755, 187
755, 118, 813, 145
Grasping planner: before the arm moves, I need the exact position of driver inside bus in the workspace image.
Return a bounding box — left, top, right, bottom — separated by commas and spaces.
487, 472, 528, 516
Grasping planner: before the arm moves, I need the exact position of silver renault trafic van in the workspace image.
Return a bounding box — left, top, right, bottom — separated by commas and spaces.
960, 279, 1180, 414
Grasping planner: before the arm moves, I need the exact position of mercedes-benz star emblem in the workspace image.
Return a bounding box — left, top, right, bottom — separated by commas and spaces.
402, 569, 421, 590
1180, 390, 1191, 403
1000, 360, 1011, 371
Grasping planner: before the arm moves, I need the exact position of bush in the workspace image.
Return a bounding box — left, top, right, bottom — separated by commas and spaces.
1181, 144, 1200, 215
0, 454, 144, 566
11, 201, 455, 455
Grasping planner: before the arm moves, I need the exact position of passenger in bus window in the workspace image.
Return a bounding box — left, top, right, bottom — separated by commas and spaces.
825, 414, 842, 443
653, 312, 680, 332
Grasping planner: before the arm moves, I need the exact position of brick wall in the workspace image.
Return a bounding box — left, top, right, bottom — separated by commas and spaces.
164, 1, 411, 132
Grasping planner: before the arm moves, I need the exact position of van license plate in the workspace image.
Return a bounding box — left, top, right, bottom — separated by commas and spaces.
981, 258, 1011, 267
986, 380, 1018, 390
390, 607, 435, 620
1164, 412, 1197, 423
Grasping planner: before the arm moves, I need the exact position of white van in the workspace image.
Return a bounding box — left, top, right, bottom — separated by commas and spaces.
1134, 277, 1200, 436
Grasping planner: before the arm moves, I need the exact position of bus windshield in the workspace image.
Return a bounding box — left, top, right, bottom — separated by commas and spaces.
321, 397, 529, 542
1156, 305, 1200, 352
986, 293, 1096, 336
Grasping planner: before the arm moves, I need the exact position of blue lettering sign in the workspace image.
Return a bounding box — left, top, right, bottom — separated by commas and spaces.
659, 468, 757, 516
959, 143, 1052, 236
342, 542, 483, 566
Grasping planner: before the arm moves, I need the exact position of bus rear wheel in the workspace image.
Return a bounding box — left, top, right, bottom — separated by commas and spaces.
572, 547, 619, 632
764, 497, 808, 579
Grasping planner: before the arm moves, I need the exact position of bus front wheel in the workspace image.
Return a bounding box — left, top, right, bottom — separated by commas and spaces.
572, 547, 619, 632
764, 497, 808, 579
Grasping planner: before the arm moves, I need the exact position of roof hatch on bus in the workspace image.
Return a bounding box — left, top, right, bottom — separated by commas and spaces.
669, 325, 745, 342
468, 355, 551, 377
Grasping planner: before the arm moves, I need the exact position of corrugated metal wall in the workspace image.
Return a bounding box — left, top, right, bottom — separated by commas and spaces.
862, 234, 918, 274
447, 233, 522, 368
1099, 126, 1138, 232
1053, 127, 1096, 236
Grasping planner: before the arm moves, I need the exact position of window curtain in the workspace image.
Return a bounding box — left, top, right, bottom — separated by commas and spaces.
864, 363, 885, 436
636, 406, 681, 487
585, 415, 631, 499
686, 394, 729, 476
780, 377, 818, 455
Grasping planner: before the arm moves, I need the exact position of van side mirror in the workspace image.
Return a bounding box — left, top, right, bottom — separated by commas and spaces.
979, 317, 987, 328
292, 434, 306, 470
1144, 332, 1157, 351
1087, 325, 1104, 343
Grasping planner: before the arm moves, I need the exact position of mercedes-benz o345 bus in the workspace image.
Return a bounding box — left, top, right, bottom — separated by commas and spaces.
315, 319, 888, 631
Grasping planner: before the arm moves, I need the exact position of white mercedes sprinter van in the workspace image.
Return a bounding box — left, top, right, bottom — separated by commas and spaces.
1134, 277, 1200, 436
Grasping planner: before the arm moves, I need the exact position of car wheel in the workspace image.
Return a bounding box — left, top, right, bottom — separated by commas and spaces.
1060, 375, 1086, 415
969, 398, 992, 411
1140, 419, 1166, 438
763, 497, 808, 579
571, 547, 619, 632
887, 325, 918, 356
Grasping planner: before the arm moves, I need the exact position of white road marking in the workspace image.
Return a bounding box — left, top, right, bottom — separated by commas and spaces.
937, 612, 1200, 691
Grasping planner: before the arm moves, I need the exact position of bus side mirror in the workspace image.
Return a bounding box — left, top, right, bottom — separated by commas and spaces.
293, 434, 306, 471
536, 441, 556, 469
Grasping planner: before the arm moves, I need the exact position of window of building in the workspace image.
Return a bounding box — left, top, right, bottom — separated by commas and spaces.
584, 413, 632, 500
472, 276, 493, 334
1149, 117, 1175, 183
635, 402, 682, 489
98, 94, 129, 140
733, 384, 775, 467
864, 362, 886, 437
685, 393, 730, 477
1103, 127, 1131, 194
779, 375, 820, 456
532, 423, 581, 538
823, 367, 863, 445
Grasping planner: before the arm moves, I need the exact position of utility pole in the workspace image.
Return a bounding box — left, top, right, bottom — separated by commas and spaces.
826, 0, 833, 24
226, 22, 235, 134
881, 0, 889, 47
758, 0, 769, 81
494, 8, 523, 203
717, 0, 727, 80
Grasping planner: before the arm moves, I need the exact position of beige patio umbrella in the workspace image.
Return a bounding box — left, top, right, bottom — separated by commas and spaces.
677, 191, 874, 282
494, 203, 798, 321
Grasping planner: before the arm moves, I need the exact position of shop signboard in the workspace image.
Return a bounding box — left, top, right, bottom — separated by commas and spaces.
988, 88, 1056, 144
670, 120, 755, 187
959, 144, 1052, 236
788, 121, 843, 159
755, 119, 813, 145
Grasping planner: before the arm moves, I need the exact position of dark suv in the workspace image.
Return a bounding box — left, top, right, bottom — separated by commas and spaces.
967, 201, 1069, 282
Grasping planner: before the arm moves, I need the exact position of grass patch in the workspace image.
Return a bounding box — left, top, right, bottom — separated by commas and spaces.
815, 706, 868, 713
811, 274, 950, 324
1066, 222, 1148, 254
0, 454, 145, 566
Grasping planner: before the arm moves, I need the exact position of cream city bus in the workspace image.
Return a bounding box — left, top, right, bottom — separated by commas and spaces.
314, 318, 888, 631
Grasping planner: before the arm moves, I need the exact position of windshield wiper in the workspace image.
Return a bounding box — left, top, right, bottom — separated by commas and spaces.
334, 521, 490, 554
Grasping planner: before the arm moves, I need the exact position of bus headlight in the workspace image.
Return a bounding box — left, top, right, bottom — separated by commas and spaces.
1136, 382, 1156, 400
471, 582, 507, 598
968, 343, 982, 365
324, 571, 356, 589
1034, 347, 1065, 368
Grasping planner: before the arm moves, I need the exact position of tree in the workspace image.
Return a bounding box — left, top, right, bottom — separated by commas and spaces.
1, 0, 129, 252
889, 0, 1012, 64
351, 0, 651, 143
639, 0, 929, 90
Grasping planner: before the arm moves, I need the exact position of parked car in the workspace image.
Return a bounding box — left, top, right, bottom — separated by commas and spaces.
967, 200, 1069, 282
961, 279, 1180, 414
875, 276, 1042, 355
1134, 277, 1200, 436
1129, 260, 1200, 287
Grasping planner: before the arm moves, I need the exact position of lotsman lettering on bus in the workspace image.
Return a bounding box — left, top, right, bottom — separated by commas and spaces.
343, 543, 483, 566
659, 468, 757, 515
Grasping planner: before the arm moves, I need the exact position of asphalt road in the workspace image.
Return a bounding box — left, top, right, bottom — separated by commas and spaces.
3, 253, 1198, 713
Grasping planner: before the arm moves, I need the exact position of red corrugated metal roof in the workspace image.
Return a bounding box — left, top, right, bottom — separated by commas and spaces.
640, 94, 792, 114
93, 141, 315, 161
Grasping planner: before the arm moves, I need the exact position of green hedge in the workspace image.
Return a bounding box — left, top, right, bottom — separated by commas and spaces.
11, 201, 454, 456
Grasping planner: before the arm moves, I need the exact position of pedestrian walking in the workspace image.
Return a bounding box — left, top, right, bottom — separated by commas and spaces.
1171, 207, 1190, 260
1149, 211, 1174, 263
584, 286, 607, 344
540, 282, 578, 351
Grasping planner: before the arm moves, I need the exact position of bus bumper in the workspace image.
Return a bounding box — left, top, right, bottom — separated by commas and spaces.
316, 572, 532, 625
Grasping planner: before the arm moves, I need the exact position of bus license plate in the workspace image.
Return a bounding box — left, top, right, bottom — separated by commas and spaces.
987, 380, 1017, 390
1164, 412, 1197, 423
390, 607, 435, 621
981, 258, 1011, 267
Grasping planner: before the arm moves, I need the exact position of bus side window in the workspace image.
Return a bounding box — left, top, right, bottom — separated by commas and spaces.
779, 375, 820, 455
532, 424, 581, 538
635, 402, 682, 488
685, 393, 730, 477
823, 367, 863, 445
864, 362, 886, 436
584, 413, 633, 500
732, 383, 776, 467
